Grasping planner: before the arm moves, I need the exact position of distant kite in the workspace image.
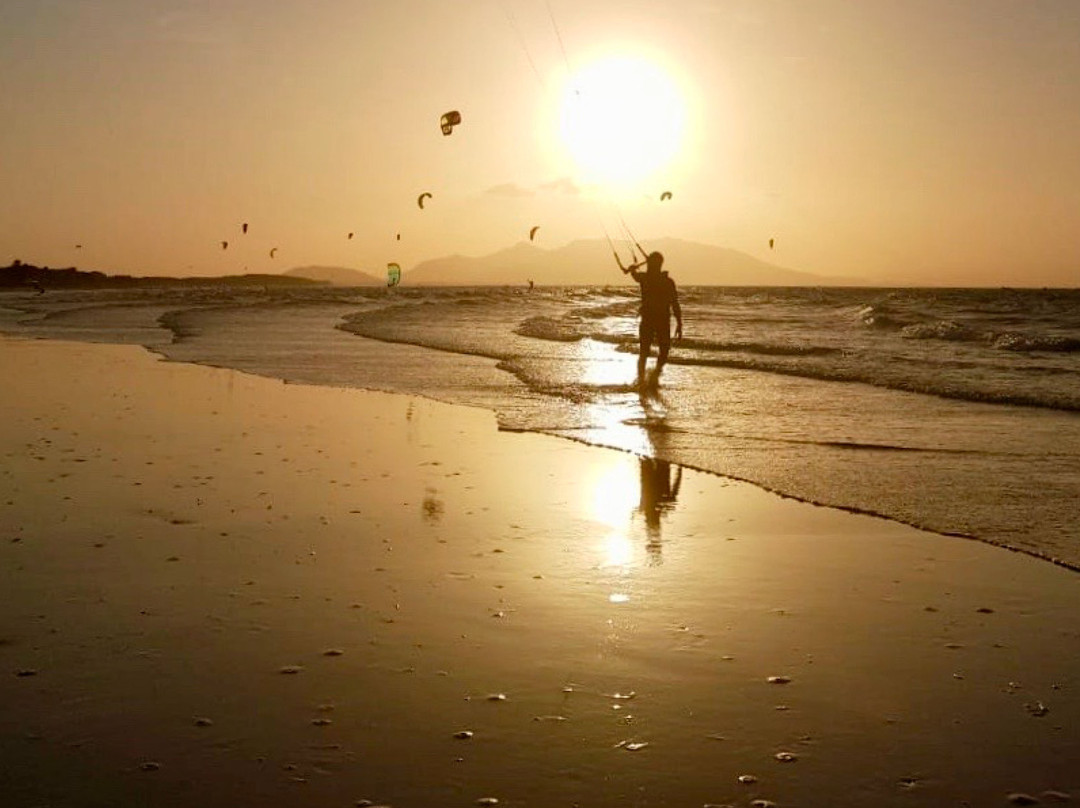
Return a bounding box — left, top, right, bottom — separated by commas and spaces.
769, 238, 775, 249
74, 244, 82, 249
242, 222, 249, 234
660, 191, 672, 201
387, 262, 402, 287
440, 110, 462, 136
529, 226, 540, 241
269, 247, 278, 258
348, 232, 354, 240
221, 241, 229, 250
396, 233, 401, 241
417, 192, 433, 209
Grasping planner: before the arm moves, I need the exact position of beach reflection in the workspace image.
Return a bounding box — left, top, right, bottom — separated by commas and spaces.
585, 449, 683, 570
635, 391, 682, 564
637, 456, 682, 564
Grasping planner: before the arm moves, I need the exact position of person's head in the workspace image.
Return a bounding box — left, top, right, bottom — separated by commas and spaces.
646, 251, 664, 273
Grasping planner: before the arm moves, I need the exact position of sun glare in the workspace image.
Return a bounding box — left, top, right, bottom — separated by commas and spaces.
589, 461, 638, 529
559, 55, 686, 189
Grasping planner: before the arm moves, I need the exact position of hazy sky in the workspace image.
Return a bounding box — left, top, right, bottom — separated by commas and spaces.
3, 0, 1078, 285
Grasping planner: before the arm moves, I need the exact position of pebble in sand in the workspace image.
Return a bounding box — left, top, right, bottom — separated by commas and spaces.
1025, 701, 1050, 717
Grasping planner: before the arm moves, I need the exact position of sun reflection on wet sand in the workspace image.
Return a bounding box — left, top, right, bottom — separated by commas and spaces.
588, 462, 638, 528
600, 529, 635, 568
574, 337, 631, 388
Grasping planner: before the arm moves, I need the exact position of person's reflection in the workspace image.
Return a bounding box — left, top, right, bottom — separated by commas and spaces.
638, 456, 682, 564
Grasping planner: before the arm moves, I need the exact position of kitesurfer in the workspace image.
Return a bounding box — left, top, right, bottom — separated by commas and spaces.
620, 251, 682, 385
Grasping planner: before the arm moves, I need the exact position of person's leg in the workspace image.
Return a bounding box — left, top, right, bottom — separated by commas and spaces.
638, 320, 653, 380
654, 320, 672, 377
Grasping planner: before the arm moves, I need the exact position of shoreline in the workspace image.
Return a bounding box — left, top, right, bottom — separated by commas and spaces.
2, 335, 1077, 807
542, 425, 1080, 575
4, 284, 1080, 572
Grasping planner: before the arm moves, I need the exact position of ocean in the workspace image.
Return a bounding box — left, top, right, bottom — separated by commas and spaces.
3, 283, 1078, 569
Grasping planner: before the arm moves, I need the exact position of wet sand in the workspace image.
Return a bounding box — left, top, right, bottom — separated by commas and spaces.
1, 335, 1077, 808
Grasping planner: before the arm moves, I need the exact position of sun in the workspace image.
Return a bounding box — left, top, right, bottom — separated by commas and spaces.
559, 54, 686, 189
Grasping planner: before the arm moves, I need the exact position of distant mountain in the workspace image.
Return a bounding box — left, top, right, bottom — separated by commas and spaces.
405, 238, 853, 286
283, 265, 384, 286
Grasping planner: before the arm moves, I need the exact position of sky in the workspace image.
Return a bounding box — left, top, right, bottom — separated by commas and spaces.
2, 0, 1078, 286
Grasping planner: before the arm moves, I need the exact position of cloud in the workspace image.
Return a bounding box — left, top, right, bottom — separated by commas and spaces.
485, 177, 581, 198
485, 183, 535, 198
538, 177, 581, 195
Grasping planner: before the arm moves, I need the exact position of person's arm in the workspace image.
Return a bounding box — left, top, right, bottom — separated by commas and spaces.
623, 256, 647, 280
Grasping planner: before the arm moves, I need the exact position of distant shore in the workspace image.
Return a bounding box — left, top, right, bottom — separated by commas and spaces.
1, 260, 322, 291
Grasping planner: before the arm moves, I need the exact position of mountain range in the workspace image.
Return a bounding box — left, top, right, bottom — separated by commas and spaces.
283, 239, 853, 287
283, 265, 384, 286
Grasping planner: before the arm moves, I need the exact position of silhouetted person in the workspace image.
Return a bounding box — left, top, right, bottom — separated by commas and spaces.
621, 251, 682, 385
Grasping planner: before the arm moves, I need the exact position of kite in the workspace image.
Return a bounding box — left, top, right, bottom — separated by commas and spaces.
660, 191, 672, 201
440, 110, 462, 135
529, 226, 540, 241
769, 238, 775, 249
242, 222, 249, 234
221, 241, 228, 250
387, 262, 402, 287
269, 247, 278, 258
396, 233, 401, 241
417, 192, 432, 209
348, 232, 354, 240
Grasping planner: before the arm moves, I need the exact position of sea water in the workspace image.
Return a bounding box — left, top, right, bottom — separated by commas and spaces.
3, 284, 1078, 568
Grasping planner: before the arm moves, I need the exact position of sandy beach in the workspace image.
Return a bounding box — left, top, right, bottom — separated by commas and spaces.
1, 335, 1077, 808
